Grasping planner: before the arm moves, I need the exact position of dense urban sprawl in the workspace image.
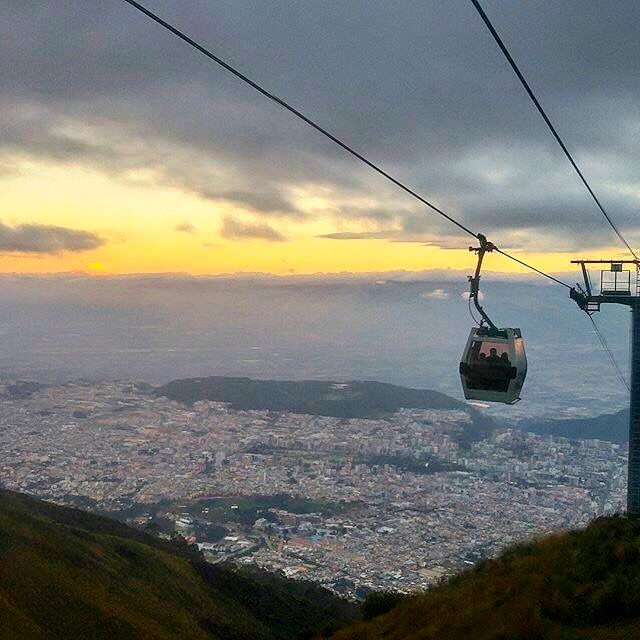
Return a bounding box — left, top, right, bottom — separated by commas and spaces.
0, 380, 626, 596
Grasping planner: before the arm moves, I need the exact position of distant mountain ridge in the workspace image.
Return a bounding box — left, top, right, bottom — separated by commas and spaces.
519, 409, 628, 444
0, 489, 357, 640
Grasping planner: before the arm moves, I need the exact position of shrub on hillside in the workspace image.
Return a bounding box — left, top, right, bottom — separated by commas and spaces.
362, 591, 408, 620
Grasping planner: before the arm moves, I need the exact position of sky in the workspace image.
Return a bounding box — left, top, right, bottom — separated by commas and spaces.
1, 0, 639, 276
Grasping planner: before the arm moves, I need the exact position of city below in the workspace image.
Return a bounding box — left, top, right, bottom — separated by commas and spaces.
0, 379, 626, 598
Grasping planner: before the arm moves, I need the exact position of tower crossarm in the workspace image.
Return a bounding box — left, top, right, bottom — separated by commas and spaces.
569, 289, 640, 312
570, 258, 640, 311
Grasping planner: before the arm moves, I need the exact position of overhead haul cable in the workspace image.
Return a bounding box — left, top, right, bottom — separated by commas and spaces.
494, 248, 569, 289
121, 0, 476, 238
470, 0, 638, 261
588, 314, 630, 390
470, 0, 633, 386
121, 0, 572, 290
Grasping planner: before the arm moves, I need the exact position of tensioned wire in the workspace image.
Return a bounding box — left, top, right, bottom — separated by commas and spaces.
470, 0, 638, 261
120, 0, 630, 388
121, 0, 573, 290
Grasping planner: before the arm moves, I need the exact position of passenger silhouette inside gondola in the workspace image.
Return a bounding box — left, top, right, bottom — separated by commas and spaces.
500, 352, 511, 367
486, 348, 500, 365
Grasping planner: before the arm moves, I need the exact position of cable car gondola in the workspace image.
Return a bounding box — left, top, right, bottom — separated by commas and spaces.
459, 326, 526, 404
459, 235, 527, 404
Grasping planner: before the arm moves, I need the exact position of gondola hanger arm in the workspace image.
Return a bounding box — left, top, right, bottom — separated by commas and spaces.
468, 234, 499, 332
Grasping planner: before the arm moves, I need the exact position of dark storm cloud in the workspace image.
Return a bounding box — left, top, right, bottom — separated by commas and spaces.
1, 0, 640, 249
220, 216, 286, 242
0, 221, 104, 254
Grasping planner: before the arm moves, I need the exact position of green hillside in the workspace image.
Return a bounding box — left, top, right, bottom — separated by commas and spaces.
0, 489, 357, 640
154, 377, 493, 444
154, 377, 467, 416
519, 409, 628, 444
4, 490, 640, 640
332, 515, 640, 640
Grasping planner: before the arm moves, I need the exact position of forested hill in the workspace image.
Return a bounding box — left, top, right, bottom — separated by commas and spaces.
519, 409, 628, 444
154, 377, 493, 444
332, 515, 640, 640
0, 489, 357, 640
156, 377, 471, 417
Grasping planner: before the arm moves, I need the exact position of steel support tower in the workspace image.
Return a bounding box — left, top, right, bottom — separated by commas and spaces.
570, 259, 640, 514
630, 305, 640, 513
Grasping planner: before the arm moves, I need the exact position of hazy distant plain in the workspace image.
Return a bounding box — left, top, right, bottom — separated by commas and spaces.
0, 273, 630, 421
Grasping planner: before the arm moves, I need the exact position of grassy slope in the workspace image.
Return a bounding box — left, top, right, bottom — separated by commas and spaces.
0, 489, 356, 640
332, 516, 640, 640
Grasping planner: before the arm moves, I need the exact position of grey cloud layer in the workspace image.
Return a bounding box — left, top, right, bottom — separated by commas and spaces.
175, 221, 196, 234
220, 216, 285, 242
0, 221, 104, 254
1, 0, 639, 250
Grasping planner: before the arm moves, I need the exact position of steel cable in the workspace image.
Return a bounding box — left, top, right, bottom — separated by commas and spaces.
470, 0, 638, 260
121, 0, 573, 290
